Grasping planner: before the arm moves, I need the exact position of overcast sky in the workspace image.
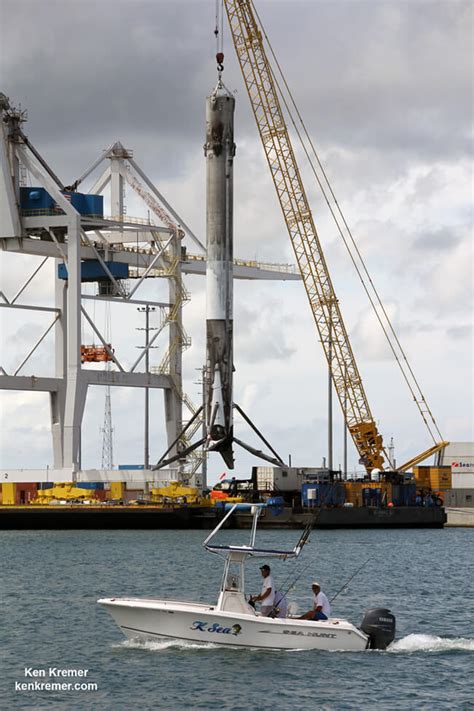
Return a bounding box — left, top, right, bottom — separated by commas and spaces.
0, 0, 472, 481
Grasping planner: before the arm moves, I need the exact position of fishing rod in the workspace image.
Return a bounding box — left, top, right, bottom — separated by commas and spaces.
330, 557, 371, 604
265, 480, 340, 617
248, 534, 314, 616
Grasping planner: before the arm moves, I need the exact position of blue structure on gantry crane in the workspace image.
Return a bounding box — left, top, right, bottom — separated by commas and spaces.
20, 186, 103, 216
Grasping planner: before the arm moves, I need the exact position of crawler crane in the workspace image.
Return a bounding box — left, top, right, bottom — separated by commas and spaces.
222, 0, 447, 472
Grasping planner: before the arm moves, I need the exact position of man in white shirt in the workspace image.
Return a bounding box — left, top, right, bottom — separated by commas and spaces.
298, 581, 331, 621
249, 564, 275, 616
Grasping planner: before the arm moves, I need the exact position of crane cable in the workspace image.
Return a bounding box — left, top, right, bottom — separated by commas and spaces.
214, 0, 225, 74
249, 1, 443, 445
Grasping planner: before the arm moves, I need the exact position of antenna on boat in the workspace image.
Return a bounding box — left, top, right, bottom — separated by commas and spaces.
330, 558, 371, 604
294, 521, 312, 555
249, 504, 261, 547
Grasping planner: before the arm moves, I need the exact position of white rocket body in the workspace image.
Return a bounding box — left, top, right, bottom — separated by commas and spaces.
204, 84, 235, 468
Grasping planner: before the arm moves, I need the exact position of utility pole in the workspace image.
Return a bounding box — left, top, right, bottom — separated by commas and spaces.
101, 302, 113, 470
343, 364, 348, 479
201, 365, 208, 491
137, 306, 157, 490
328, 319, 333, 473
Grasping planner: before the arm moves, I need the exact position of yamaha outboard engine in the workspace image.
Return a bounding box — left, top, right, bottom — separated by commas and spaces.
361, 608, 396, 650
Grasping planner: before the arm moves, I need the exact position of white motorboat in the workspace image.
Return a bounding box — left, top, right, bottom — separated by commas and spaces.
98, 504, 395, 651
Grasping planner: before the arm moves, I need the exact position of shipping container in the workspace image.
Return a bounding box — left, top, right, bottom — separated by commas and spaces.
344, 481, 393, 507
109, 482, 125, 500
58, 260, 129, 282
20, 187, 103, 216
413, 465, 452, 490
20, 187, 54, 210
301, 483, 345, 507
256, 466, 302, 492
83, 194, 104, 216
61, 191, 87, 213
0, 482, 38, 505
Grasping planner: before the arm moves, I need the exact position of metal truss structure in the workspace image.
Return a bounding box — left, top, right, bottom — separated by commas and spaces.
0, 94, 300, 485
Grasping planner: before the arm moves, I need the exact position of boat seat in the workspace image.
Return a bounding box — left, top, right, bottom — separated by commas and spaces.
218, 591, 255, 615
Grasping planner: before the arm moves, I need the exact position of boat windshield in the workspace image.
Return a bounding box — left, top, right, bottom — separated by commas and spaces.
222, 561, 243, 593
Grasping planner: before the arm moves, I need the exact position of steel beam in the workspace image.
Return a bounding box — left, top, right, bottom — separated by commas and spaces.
62, 216, 85, 472
0, 303, 60, 314
0, 119, 21, 238
84, 370, 171, 389
81, 294, 169, 309
0, 371, 171, 391
51, 259, 67, 468
1, 235, 299, 279
0, 467, 176, 484
0, 375, 62, 391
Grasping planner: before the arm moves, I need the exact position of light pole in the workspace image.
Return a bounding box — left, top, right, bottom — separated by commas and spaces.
194, 365, 208, 492
343, 364, 347, 480
328, 319, 333, 473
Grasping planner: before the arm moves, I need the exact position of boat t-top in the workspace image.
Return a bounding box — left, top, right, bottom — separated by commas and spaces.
98, 504, 395, 651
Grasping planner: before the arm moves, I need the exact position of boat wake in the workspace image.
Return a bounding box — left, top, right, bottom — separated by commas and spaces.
113, 638, 219, 652
112, 638, 305, 653
389, 634, 474, 653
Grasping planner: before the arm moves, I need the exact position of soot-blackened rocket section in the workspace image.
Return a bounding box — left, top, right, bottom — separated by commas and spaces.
152, 80, 285, 473
204, 82, 236, 468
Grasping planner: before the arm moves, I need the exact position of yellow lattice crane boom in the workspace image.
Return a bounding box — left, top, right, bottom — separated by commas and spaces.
224, 0, 386, 470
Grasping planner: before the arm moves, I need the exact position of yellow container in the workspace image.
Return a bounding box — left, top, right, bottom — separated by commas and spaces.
110, 482, 125, 500
413, 466, 451, 490
413, 466, 431, 485
430, 472, 452, 489
344, 480, 393, 507
1, 482, 16, 505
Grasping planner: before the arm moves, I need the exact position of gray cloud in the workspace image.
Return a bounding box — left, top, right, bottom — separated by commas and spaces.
446, 324, 473, 340
0, 0, 472, 474
1, 0, 471, 182
414, 227, 462, 252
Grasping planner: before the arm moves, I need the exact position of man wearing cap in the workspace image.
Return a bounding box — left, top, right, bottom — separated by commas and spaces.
298, 582, 331, 621
249, 564, 275, 617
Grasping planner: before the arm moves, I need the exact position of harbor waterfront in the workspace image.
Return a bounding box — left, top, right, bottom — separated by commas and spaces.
0, 503, 447, 530
1, 527, 473, 710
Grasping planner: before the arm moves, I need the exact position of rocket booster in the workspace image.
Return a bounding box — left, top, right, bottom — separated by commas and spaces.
204, 83, 236, 468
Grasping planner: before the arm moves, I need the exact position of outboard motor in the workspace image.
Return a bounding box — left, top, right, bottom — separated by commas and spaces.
360, 608, 396, 650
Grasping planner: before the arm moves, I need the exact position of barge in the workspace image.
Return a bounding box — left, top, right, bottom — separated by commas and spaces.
0, 503, 446, 529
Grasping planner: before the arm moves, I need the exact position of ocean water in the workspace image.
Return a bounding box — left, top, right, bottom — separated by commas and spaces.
1, 526, 473, 711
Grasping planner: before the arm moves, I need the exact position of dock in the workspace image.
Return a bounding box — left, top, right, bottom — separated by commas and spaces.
445, 508, 474, 528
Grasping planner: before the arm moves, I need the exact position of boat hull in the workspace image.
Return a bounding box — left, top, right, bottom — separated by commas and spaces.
98, 597, 369, 651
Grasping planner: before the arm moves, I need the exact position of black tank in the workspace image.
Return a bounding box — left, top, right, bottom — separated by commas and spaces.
360, 608, 396, 650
